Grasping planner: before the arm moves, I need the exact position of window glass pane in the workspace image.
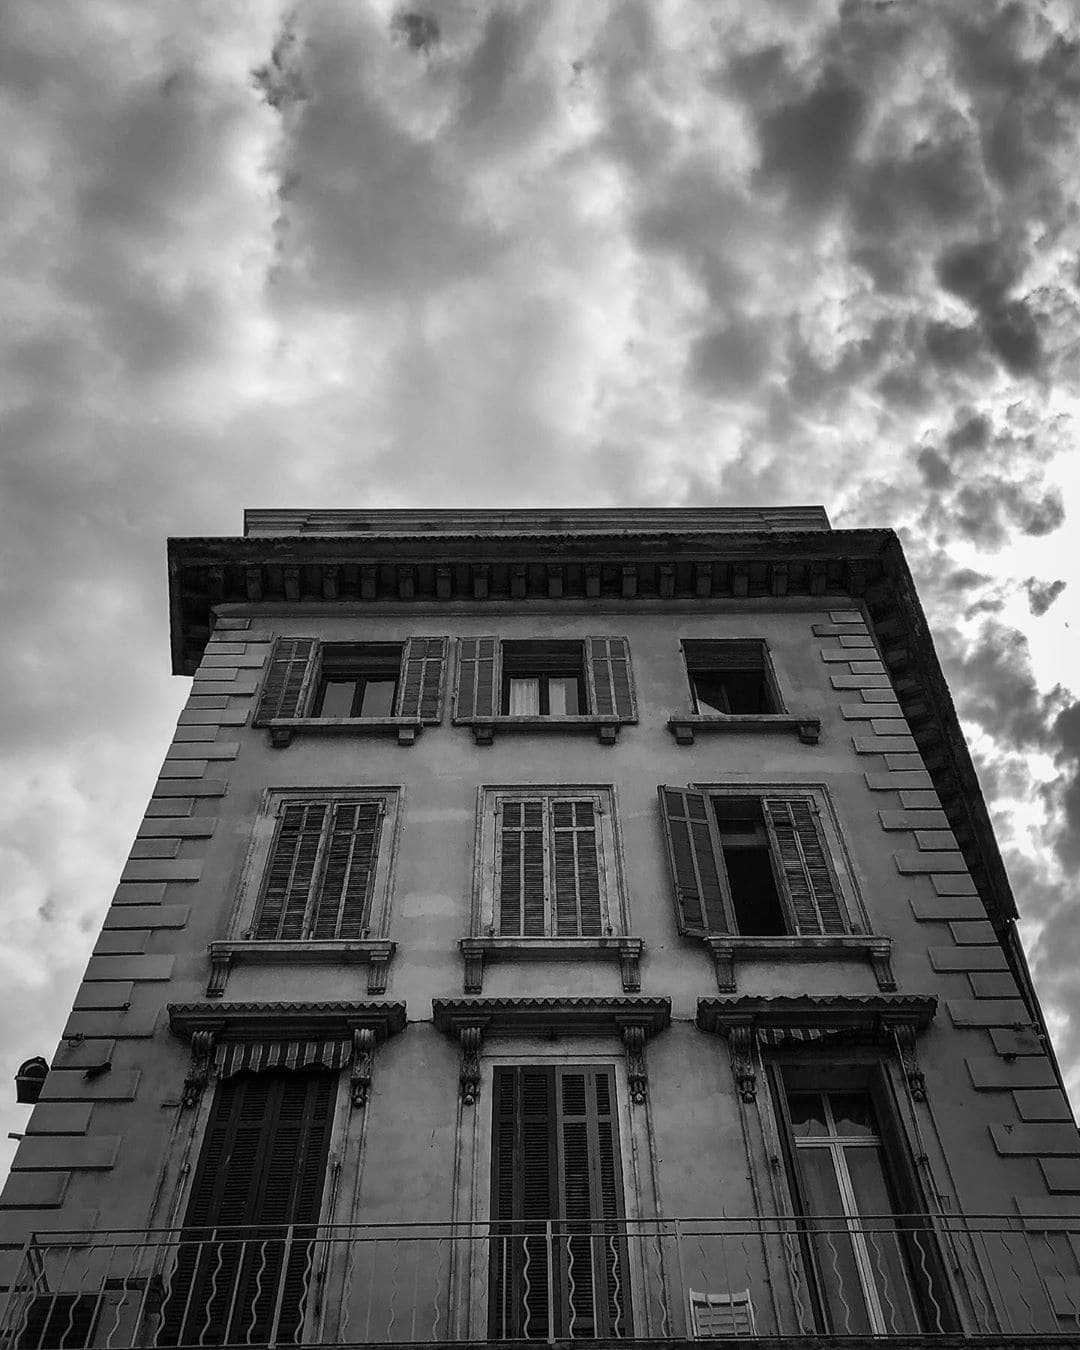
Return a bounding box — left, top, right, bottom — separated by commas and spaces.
318, 680, 356, 718
797, 1148, 871, 1334
788, 1094, 827, 1137
359, 679, 397, 718
832, 1093, 877, 1138
846, 1150, 921, 1332
548, 677, 579, 716
508, 678, 541, 715
692, 674, 730, 715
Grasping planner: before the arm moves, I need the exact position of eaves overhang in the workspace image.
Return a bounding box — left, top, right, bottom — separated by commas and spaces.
165, 519, 1019, 940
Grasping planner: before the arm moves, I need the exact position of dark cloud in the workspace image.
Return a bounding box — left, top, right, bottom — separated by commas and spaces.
754, 66, 867, 213
1026, 578, 1067, 617
937, 238, 1043, 376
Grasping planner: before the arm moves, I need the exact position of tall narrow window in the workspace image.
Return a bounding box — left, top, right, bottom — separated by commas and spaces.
253, 798, 383, 941
159, 1070, 335, 1346
773, 1070, 955, 1337
490, 791, 613, 938
490, 1066, 630, 1339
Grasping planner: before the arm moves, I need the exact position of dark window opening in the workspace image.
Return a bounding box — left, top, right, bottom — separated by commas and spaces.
17, 1295, 99, 1349
712, 797, 787, 935
501, 642, 586, 717
683, 640, 778, 715
314, 643, 402, 718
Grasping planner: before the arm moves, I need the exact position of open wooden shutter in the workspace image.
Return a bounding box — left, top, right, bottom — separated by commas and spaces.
551, 799, 603, 936
311, 801, 382, 939
396, 637, 448, 721
490, 1067, 558, 1339
498, 800, 546, 936
455, 637, 497, 718
160, 1070, 335, 1347
763, 799, 845, 935
658, 787, 729, 935
253, 638, 317, 725
254, 803, 327, 939
586, 638, 634, 718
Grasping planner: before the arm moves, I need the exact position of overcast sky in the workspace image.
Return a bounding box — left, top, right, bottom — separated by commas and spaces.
2, 0, 1079, 1177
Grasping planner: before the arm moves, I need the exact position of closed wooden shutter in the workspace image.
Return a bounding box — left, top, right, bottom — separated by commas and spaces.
455, 637, 497, 718
658, 787, 730, 935
253, 638, 317, 725
396, 637, 448, 721
255, 799, 382, 940
160, 1070, 335, 1346
311, 802, 381, 939
586, 637, 634, 718
498, 800, 546, 936
551, 800, 602, 936
763, 799, 845, 934
490, 1067, 628, 1340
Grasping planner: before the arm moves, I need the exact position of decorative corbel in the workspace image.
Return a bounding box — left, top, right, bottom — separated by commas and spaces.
622, 1025, 648, 1105
596, 725, 618, 746
707, 939, 737, 993
891, 1023, 927, 1103
728, 1024, 757, 1103
797, 721, 821, 745
617, 943, 641, 993
181, 1030, 217, 1109
471, 724, 495, 747
205, 949, 233, 999
269, 726, 294, 749
350, 1027, 376, 1109
463, 948, 485, 995
366, 951, 391, 996
868, 940, 897, 992
460, 1025, 483, 1106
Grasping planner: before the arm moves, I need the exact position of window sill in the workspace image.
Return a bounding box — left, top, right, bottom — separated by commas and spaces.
266, 716, 425, 747
207, 938, 396, 998
666, 713, 820, 746
455, 715, 633, 746
459, 936, 644, 993
704, 934, 894, 993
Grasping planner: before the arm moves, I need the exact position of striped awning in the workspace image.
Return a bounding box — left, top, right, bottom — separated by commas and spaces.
756, 1027, 831, 1046
216, 1038, 353, 1079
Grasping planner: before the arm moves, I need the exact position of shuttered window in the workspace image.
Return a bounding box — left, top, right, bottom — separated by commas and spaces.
455, 638, 635, 721
659, 788, 847, 937
253, 637, 447, 724
254, 799, 383, 940
490, 1066, 630, 1339
159, 1070, 335, 1347
495, 794, 607, 937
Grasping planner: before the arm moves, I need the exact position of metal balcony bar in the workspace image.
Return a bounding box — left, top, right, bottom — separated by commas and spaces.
2, 1214, 1079, 1346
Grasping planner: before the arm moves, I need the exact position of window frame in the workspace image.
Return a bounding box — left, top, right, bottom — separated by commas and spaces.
464, 786, 641, 993
208, 787, 401, 998
764, 1057, 960, 1337
682, 638, 784, 716
313, 641, 403, 718
661, 783, 892, 991
453, 637, 637, 745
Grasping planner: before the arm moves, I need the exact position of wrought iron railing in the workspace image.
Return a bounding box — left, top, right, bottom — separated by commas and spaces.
2, 1214, 1079, 1346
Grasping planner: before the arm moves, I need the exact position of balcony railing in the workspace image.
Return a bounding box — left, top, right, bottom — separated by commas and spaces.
3, 1214, 1079, 1347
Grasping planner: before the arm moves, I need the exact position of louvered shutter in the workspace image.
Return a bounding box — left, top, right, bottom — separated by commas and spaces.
763, 798, 845, 934
311, 801, 382, 939
160, 1071, 334, 1347
551, 800, 603, 936
490, 1067, 557, 1339
396, 637, 448, 722
498, 800, 546, 935
253, 638, 317, 725
586, 637, 634, 718
254, 803, 327, 940
658, 787, 730, 935
455, 637, 497, 718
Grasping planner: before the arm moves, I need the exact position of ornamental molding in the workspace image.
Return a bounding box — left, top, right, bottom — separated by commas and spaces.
697, 994, 936, 1106
432, 997, 670, 1108
696, 994, 936, 1038
169, 1000, 407, 1043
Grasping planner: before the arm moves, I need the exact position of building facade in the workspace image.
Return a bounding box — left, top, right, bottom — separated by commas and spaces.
2, 506, 1079, 1347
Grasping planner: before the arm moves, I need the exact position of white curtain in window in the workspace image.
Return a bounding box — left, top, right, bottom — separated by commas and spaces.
508, 678, 541, 715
